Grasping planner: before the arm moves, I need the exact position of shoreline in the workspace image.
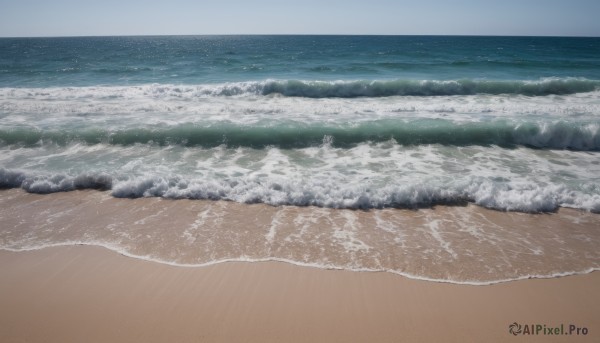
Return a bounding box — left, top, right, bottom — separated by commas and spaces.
3, 243, 599, 286
1, 188, 599, 284
1, 245, 599, 342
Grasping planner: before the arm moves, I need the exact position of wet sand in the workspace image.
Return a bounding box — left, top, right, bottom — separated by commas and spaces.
1, 189, 599, 283
0, 245, 598, 342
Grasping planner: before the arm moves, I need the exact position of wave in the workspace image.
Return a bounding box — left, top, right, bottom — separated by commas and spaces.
1, 168, 599, 213
1, 119, 599, 150
261, 78, 600, 97
1, 78, 599, 99
0, 169, 112, 193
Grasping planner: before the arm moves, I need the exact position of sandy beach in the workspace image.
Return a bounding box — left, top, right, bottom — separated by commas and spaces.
0, 189, 599, 342
0, 245, 598, 342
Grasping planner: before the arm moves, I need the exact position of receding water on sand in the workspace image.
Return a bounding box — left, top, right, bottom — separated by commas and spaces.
1, 189, 599, 285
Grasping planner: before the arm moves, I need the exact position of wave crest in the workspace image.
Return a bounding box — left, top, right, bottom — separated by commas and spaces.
1, 78, 598, 100
1, 168, 599, 213
261, 78, 600, 97
1, 120, 599, 150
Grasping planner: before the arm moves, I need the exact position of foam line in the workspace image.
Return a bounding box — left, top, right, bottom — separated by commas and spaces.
1, 243, 598, 286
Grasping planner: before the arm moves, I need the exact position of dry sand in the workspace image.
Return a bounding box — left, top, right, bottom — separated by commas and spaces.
0, 245, 598, 343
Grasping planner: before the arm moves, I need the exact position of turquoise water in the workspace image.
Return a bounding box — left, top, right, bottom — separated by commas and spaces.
1, 36, 600, 211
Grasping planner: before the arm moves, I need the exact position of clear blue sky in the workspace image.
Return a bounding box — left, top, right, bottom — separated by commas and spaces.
1, 0, 599, 37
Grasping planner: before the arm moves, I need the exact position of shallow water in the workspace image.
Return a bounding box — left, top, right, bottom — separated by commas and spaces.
1, 189, 599, 284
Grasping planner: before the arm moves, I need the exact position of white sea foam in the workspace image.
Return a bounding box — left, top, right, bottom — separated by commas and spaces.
1, 137, 599, 212
2, 144, 599, 213
2, 84, 600, 127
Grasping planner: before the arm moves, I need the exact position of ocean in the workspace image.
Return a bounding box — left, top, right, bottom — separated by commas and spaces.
1, 35, 599, 283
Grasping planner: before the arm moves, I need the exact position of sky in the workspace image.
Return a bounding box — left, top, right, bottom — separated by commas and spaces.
0, 0, 599, 37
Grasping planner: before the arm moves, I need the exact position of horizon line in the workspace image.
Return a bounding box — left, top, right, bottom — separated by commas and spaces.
1, 33, 599, 39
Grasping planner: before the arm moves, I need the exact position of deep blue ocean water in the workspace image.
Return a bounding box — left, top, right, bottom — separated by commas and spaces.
2, 35, 600, 86
1, 36, 600, 212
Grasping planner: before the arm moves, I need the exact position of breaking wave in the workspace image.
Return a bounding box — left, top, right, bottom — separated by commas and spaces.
1, 119, 599, 150
1, 78, 599, 100
1, 168, 599, 213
